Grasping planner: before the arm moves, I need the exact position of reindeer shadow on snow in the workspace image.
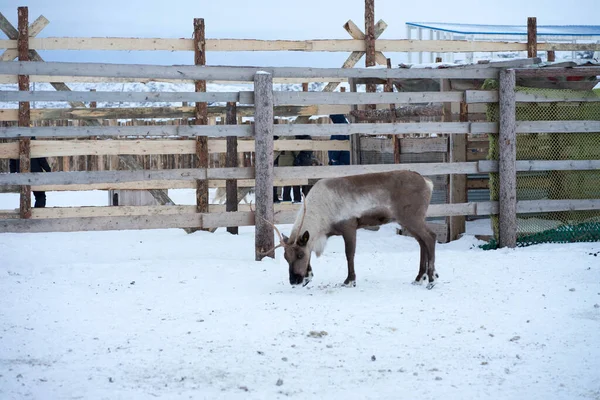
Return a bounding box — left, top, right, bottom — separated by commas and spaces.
262, 170, 439, 290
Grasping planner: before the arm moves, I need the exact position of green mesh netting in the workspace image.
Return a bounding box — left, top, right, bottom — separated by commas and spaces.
483, 82, 600, 249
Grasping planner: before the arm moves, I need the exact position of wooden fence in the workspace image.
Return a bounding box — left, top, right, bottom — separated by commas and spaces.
1, 61, 599, 255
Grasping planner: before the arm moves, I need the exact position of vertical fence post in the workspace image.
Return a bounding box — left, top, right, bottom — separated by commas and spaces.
194, 18, 209, 230
499, 69, 517, 248
364, 0, 376, 111
225, 101, 239, 235
17, 6, 31, 219
254, 72, 275, 260
444, 78, 466, 241
527, 17, 537, 58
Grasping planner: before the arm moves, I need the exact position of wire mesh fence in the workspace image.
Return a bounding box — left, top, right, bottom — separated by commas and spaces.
486, 84, 600, 246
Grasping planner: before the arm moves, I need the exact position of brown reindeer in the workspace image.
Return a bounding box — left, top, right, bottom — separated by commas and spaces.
268, 170, 438, 289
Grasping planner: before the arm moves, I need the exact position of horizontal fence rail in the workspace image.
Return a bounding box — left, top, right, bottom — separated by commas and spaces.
0, 139, 350, 158
1, 38, 599, 53
3, 89, 598, 106
0, 61, 500, 81
1, 121, 599, 139
2, 199, 600, 233
466, 90, 600, 104
0, 90, 254, 104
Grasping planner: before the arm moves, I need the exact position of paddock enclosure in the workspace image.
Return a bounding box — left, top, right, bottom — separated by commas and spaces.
1, 7, 599, 254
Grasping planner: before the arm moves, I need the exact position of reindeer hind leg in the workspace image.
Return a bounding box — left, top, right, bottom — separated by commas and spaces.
407, 223, 437, 289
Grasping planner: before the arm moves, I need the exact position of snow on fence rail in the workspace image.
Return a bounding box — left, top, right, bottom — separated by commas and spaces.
1, 63, 600, 252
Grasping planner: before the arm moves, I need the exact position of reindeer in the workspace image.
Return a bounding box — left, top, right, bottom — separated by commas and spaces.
267, 170, 438, 289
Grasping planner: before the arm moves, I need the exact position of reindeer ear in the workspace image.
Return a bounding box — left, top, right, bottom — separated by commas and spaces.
298, 231, 310, 246
282, 234, 289, 244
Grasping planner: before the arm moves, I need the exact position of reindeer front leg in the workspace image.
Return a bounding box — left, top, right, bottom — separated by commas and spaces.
342, 227, 358, 287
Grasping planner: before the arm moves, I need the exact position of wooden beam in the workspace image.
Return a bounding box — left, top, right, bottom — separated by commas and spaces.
466, 90, 600, 103
0, 105, 336, 121
364, 0, 377, 110
194, 18, 209, 230
4, 199, 600, 234
3, 37, 598, 53
0, 121, 499, 139
253, 72, 275, 260
514, 66, 600, 78
479, 159, 600, 173
498, 69, 517, 248
0, 139, 349, 158
225, 101, 239, 235
0, 75, 349, 84
17, 7, 31, 219
0, 90, 250, 103
527, 17, 537, 58
0, 61, 501, 81
274, 91, 465, 106
444, 78, 466, 241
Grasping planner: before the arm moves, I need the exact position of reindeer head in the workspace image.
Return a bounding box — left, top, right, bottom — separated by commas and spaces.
260, 202, 313, 287
282, 230, 313, 286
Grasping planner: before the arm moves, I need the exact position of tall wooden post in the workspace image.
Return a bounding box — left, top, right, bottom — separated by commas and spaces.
17, 6, 31, 219
194, 18, 209, 228
364, 0, 376, 110
527, 17, 537, 59
225, 101, 239, 235
442, 79, 466, 241
499, 69, 517, 248
254, 72, 275, 260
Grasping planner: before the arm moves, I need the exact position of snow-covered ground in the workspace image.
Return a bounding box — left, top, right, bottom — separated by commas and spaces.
1, 191, 599, 400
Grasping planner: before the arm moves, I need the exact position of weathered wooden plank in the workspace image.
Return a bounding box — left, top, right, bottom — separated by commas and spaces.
0, 61, 500, 81
360, 135, 448, 154
516, 121, 600, 133
466, 90, 600, 103
17, 7, 31, 220
479, 160, 600, 172
0, 105, 335, 122
253, 72, 275, 260
193, 18, 209, 229
0, 213, 203, 233
0, 122, 498, 139
25, 202, 302, 219
273, 162, 480, 178
274, 122, 498, 136
0, 163, 481, 187
527, 17, 537, 58
514, 66, 600, 78
225, 101, 239, 234
3, 198, 599, 234
274, 91, 464, 106
0, 75, 350, 84
498, 69, 517, 248
0, 90, 252, 103
516, 199, 600, 213
0, 124, 254, 138
0, 138, 349, 158
0, 178, 310, 192
1, 37, 598, 53
444, 78, 466, 241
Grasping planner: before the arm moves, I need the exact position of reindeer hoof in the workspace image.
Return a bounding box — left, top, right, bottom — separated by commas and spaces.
412, 275, 427, 285
342, 280, 356, 288
426, 282, 436, 290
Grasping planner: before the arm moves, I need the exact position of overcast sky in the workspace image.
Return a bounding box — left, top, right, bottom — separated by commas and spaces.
1, 0, 598, 67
